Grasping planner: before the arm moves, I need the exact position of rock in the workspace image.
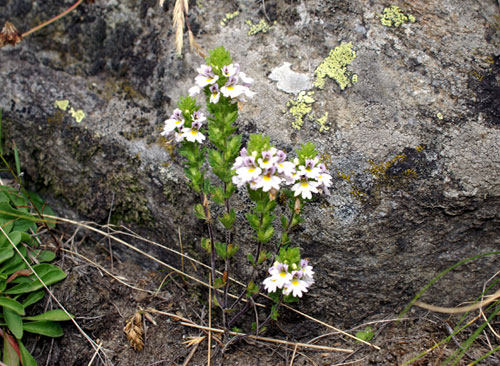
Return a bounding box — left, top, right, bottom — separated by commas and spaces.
269, 62, 312, 94
1, 0, 499, 327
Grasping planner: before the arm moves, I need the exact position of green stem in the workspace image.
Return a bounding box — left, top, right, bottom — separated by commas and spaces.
22, 0, 85, 38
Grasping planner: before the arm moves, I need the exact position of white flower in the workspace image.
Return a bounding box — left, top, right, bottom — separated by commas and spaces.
263, 276, 279, 293
271, 263, 292, 289
181, 128, 206, 143
292, 177, 319, 200
253, 170, 282, 192
188, 85, 201, 97
221, 63, 239, 77
195, 64, 219, 87
209, 84, 220, 104
283, 276, 309, 298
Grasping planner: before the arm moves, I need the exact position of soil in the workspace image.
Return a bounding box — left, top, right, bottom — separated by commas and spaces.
23, 225, 499, 366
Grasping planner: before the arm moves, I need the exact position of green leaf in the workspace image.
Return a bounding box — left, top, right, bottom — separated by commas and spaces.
214, 242, 226, 260
2, 333, 20, 366
247, 134, 271, 156
226, 244, 239, 259
212, 187, 225, 204
23, 321, 63, 337
245, 213, 260, 231
355, 327, 374, 342
218, 210, 236, 230
200, 238, 211, 253
23, 309, 73, 322
4, 264, 66, 295
205, 46, 232, 70
247, 253, 255, 266
22, 289, 45, 309
257, 249, 270, 265
35, 250, 56, 263
257, 225, 274, 243
296, 142, 318, 164
4, 307, 23, 339
194, 204, 206, 220
0, 297, 25, 315
18, 340, 36, 366
280, 215, 288, 229
0, 247, 14, 265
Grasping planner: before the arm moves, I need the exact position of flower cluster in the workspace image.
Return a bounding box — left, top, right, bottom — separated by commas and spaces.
161, 109, 206, 144
263, 259, 314, 298
232, 148, 332, 200
188, 63, 255, 103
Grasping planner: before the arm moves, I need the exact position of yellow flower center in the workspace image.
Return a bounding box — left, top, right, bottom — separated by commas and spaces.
292, 279, 299, 286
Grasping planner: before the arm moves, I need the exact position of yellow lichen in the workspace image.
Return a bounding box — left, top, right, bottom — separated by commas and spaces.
55, 99, 69, 111
246, 19, 274, 36
314, 42, 357, 90
316, 112, 330, 132
69, 107, 85, 123
286, 91, 315, 130
220, 11, 239, 27
368, 154, 406, 178
436, 112, 443, 120
380, 5, 416, 27
416, 145, 424, 152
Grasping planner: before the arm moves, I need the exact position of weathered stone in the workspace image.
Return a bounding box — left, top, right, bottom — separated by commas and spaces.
1, 0, 499, 327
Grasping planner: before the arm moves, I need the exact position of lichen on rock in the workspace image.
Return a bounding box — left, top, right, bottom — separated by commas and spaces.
314, 42, 357, 90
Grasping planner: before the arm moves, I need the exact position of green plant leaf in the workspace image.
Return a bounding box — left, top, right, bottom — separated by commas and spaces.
0, 298, 25, 316
23, 321, 63, 337
4, 265, 66, 295
22, 289, 45, 309
18, 340, 36, 366
355, 326, 374, 342
0, 247, 14, 265
2, 333, 20, 366
4, 307, 23, 339
23, 309, 73, 322
35, 250, 56, 263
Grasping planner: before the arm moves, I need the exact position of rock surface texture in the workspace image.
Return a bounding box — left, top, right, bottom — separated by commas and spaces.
1, 0, 499, 326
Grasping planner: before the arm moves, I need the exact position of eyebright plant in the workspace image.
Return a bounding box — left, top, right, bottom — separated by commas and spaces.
161, 46, 332, 339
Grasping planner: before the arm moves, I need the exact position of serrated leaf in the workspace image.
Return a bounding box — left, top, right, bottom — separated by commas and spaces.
218, 210, 235, 230
194, 204, 206, 220
0, 297, 25, 315
23, 321, 63, 337
247, 253, 255, 266
23, 309, 73, 322
214, 242, 226, 260
4, 307, 23, 339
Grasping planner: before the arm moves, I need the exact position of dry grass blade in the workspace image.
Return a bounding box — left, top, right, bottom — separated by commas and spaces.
173, 0, 186, 55
44, 215, 378, 350
180, 322, 353, 353
183, 336, 206, 348
124, 312, 144, 351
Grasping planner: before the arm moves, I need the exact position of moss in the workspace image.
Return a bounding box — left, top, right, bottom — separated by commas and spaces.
246, 19, 274, 36
314, 42, 357, 90
286, 91, 315, 130
47, 110, 65, 126
220, 11, 239, 27
380, 5, 416, 28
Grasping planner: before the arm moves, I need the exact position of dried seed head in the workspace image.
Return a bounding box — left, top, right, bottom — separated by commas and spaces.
123, 312, 144, 351
0, 21, 23, 48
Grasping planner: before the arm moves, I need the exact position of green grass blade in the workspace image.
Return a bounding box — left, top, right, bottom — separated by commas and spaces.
399, 251, 500, 318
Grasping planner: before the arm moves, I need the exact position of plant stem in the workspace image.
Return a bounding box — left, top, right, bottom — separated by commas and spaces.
22, 0, 85, 38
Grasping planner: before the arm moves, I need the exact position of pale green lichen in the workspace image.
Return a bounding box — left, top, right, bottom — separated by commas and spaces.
69, 107, 85, 123
436, 112, 444, 120
286, 91, 315, 130
55, 100, 69, 111
380, 5, 416, 27
314, 42, 357, 90
220, 11, 239, 27
54, 99, 85, 123
246, 19, 274, 36
316, 112, 330, 132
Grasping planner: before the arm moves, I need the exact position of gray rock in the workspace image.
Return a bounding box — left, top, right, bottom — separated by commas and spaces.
1, 0, 499, 328
268, 62, 312, 94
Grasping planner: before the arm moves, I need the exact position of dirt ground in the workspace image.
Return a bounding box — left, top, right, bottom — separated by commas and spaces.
20, 224, 499, 366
